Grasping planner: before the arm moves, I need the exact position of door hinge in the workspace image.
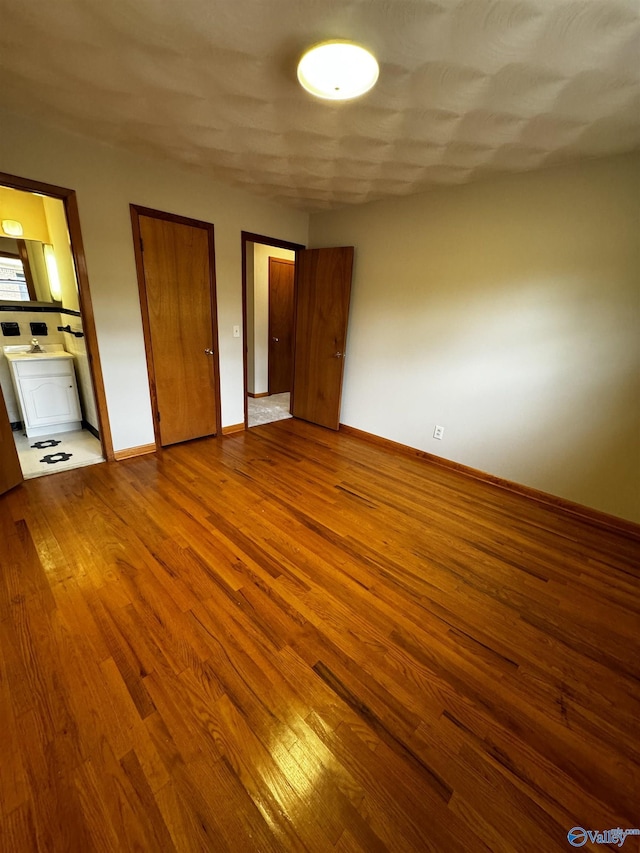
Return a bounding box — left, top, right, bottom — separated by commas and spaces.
140, 237, 144, 253
156, 410, 161, 422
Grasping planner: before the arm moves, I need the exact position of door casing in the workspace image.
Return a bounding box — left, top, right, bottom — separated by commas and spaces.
241, 232, 306, 429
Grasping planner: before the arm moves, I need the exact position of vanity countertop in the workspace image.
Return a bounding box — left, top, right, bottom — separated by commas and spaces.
2, 344, 73, 361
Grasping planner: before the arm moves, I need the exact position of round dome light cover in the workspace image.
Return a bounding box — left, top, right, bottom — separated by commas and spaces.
297, 41, 379, 101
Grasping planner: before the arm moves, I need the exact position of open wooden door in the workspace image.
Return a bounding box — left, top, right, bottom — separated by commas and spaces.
268, 257, 295, 395
291, 247, 354, 430
132, 206, 221, 447
0, 387, 22, 496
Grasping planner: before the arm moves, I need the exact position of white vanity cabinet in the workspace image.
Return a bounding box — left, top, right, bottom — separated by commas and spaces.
4, 347, 82, 438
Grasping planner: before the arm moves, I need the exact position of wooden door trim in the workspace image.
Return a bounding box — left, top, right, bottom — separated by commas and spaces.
131, 205, 222, 448
267, 257, 295, 396
241, 232, 305, 428
0, 171, 114, 461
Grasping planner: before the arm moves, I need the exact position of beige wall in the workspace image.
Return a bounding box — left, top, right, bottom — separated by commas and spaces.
250, 244, 295, 395
310, 154, 640, 522
0, 109, 308, 451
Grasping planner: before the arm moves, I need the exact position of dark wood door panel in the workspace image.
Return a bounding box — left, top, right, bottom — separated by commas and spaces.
268, 257, 295, 395
0, 386, 22, 496
138, 213, 219, 446
291, 247, 354, 430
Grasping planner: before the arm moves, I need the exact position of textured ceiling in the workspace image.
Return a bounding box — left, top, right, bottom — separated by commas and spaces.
0, 0, 638, 211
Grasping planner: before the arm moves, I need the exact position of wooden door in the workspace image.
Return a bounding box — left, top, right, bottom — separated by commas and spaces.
268, 257, 295, 395
134, 209, 220, 447
0, 387, 22, 496
291, 247, 354, 430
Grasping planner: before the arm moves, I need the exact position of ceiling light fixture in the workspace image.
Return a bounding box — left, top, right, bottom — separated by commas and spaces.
297, 40, 379, 101
1, 219, 24, 237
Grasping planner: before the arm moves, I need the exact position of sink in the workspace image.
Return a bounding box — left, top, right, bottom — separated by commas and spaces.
3, 344, 72, 361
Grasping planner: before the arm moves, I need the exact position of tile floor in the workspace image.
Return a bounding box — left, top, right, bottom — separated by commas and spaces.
14, 427, 105, 479
247, 392, 293, 427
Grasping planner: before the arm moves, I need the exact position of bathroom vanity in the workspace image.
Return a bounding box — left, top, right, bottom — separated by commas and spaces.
3, 345, 82, 437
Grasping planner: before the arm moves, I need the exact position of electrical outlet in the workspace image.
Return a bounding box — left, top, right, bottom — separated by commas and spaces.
433, 425, 444, 440
233, 325, 240, 338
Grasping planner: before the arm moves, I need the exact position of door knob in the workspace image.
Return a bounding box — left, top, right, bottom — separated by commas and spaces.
272, 337, 279, 342
333, 351, 344, 358
204, 348, 214, 355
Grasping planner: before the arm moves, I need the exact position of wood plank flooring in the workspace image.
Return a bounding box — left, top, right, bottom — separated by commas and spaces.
1, 418, 639, 852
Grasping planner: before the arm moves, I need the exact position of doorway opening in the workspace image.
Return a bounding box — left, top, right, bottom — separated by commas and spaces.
0, 173, 112, 483
241, 232, 305, 429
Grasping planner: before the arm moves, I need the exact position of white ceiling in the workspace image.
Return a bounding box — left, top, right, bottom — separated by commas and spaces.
0, 0, 638, 211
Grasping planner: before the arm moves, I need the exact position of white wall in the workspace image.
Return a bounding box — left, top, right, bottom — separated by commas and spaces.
310, 154, 640, 523
250, 244, 295, 395
0, 109, 308, 451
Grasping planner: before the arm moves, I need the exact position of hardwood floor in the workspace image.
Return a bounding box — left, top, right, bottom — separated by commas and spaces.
1, 418, 638, 852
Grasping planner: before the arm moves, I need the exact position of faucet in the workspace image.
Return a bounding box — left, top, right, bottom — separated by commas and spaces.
29, 339, 44, 353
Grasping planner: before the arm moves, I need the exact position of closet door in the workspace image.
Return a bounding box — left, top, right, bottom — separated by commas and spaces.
132, 207, 221, 447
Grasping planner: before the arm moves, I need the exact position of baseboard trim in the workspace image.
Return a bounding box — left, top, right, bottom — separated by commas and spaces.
222, 423, 246, 436
339, 424, 640, 541
82, 419, 100, 440
113, 443, 156, 461
247, 392, 270, 399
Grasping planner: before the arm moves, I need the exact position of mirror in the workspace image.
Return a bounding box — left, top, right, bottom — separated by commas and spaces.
0, 187, 77, 310
0, 235, 63, 307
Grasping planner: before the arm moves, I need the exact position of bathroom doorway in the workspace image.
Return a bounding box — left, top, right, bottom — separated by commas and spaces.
0, 172, 111, 485
241, 232, 305, 429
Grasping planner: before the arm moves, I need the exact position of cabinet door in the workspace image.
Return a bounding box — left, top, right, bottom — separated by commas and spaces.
21, 376, 82, 427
